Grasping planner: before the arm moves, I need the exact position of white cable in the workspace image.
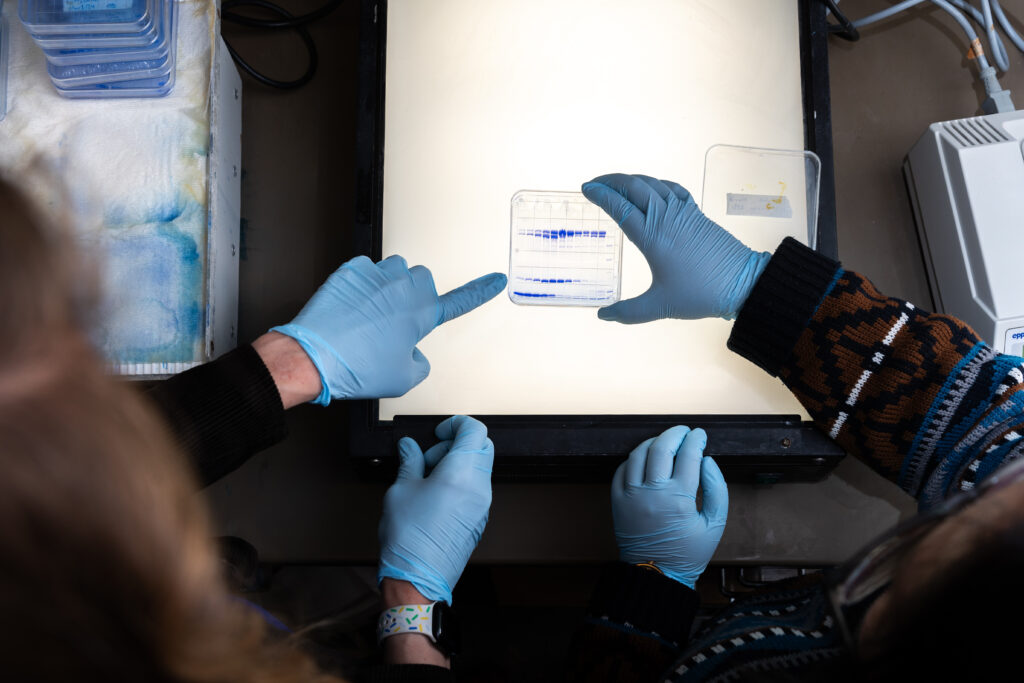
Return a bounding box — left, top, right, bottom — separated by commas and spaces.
992, 0, 1024, 53
829, 0, 1020, 112
981, 0, 1010, 71
850, 0, 926, 29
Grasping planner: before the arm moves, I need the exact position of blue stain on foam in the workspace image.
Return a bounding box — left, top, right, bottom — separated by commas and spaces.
97, 201, 205, 364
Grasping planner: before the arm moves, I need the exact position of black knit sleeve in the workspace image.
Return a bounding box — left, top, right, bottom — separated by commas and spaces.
145, 345, 288, 487
728, 237, 841, 376
565, 562, 699, 682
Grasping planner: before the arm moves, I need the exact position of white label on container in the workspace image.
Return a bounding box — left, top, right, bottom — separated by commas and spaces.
726, 193, 793, 219
63, 0, 134, 11
1004, 327, 1024, 357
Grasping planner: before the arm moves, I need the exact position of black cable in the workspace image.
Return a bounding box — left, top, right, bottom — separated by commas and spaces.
221, 0, 344, 90
223, 0, 344, 29
822, 0, 860, 41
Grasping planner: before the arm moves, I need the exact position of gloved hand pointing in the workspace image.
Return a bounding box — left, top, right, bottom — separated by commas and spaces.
582, 173, 770, 323
272, 256, 506, 404
612, 426, 728, 589
378, 416, 494, 604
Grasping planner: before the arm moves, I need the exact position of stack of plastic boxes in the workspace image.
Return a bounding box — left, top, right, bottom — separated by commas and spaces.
18, 0, 176, 98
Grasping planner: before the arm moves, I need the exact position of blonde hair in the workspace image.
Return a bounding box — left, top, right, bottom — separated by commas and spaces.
0, 178, 344, 682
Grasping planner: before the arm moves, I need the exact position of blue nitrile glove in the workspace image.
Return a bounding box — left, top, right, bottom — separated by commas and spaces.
378, 415, 494, 604
581, 173, 771, 323
612, 426, 729, 589
271, 256, 507, 405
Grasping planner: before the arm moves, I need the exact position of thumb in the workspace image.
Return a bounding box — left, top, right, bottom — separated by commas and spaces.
597, 288, 664, 324
408, 347, 431, 387
699, 456, 729, 528
396, 437, 426, 480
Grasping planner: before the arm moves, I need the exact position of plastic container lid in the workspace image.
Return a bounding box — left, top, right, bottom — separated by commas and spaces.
701, 144, 821, 253
46, 0, 175, 85
1, 18, 9, 123
54, 62, 174, 97
19, 0, 156, 36
48, 50, 172, 86
26, 0, 165, 49
43, 0, 171, 65
508, 190, 623, 307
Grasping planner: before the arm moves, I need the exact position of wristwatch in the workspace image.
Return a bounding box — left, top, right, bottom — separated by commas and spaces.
377, 601, 461, 656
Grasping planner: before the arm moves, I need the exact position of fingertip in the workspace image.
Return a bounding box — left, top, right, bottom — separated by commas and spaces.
437, 272, 508, 325
396, 437, 425, 479
645, 425, 690, 484
480, 272, 508, 297
688, 428, 708, 450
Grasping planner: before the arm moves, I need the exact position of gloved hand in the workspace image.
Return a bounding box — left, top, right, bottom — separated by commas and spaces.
271, 256, 506, 404
612, 425, 728, 589
581, 173, 770, 323
378, 415, 494, 604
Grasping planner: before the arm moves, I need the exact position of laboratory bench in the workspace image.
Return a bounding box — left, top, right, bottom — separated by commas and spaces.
205, 0, 1024, 574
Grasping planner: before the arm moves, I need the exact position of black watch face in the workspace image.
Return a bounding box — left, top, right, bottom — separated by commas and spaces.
432, 602, 461, 656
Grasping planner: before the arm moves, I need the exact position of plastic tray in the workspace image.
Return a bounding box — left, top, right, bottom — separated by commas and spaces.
508, 190, 623, 307
19, 0, 156, 36
26, 0, 165, 49
43, 0, 171, 65
1, 18, 8, 123
55, 58, 174, 97
701, 144, 821, 253
47, 0, 175, 85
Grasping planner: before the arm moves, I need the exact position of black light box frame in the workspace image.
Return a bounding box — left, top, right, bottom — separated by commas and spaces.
350, 0, 845, 482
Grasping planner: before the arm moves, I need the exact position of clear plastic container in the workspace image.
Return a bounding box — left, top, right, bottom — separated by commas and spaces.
701, 145, 821, 253
43, 0, 171, 65
54, 59, 174, 97
47, 1, 175, 86
49, 50, 171, 86
0, 18, 8, 123
508, 190, 623, 307
25, 0, 165, 49
19, 0, 156, 36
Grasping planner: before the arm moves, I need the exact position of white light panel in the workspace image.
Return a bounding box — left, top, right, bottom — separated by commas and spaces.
381, 0, 810, 419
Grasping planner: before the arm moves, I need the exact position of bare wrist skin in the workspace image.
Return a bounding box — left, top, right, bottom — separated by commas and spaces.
251, 332, 322, 409
380, 579, 450, 668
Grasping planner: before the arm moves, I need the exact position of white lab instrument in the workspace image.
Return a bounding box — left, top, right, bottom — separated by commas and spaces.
904, 110, 1024, 355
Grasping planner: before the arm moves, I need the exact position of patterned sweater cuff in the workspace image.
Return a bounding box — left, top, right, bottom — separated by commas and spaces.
586, 562, 700, 647
728, 237, 841, 376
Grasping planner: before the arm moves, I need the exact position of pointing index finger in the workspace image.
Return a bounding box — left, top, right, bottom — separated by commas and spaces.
437, 272, 508, 325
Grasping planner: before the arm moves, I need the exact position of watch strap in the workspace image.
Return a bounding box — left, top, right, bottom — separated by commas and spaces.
377, 603, 438, 643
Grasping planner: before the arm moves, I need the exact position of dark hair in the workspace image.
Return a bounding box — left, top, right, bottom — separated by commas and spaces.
858, 481, 1024, 681
0, 178, 344, 682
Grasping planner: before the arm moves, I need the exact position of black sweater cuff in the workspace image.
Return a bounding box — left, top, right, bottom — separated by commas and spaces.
728, 237, 841, 376
586, 562, 700, 647
146, 344, 288, 487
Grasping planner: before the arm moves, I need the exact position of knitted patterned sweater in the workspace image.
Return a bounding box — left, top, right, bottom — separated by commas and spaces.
569, 237, 1024, 682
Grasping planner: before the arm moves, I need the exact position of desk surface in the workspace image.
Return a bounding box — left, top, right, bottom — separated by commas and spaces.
207, 0, 1024, 564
